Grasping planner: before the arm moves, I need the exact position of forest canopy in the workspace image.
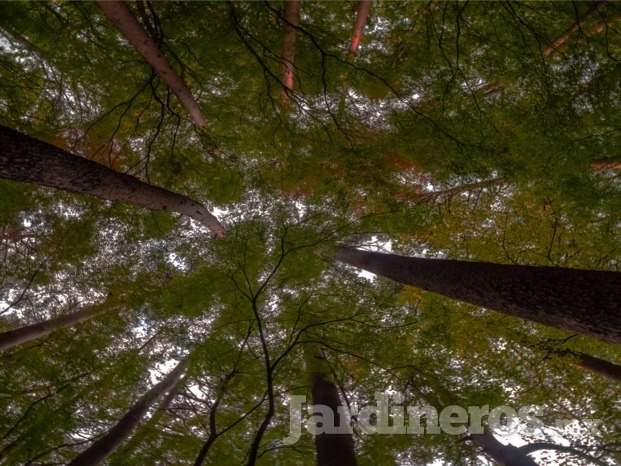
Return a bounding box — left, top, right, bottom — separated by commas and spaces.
0, 1, 620, 465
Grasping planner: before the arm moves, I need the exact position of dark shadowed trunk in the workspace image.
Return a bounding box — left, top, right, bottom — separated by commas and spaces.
469, 432, 539, 466
0, 126, 225, 236
95, 0, 206, 126
0, 301, 116, 351
68, 357, 187, 466
308, 348, 357, 466
281, 0, 301, 106
331, 247, 621, 345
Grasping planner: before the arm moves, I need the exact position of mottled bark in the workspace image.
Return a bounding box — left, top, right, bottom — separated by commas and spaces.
95, 0, 206, 126
0, 126, 225, 236
68, 358, 187, 466
0, 302, 115, 352
308, 349, 357, 466
339, 0, 371, 115
469, 432, 539, 466
281, 0, 301, 105
331, 247, 621, 345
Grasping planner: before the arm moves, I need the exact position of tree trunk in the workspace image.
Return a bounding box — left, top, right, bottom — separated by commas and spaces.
546, 347, 621, 382
0, 126, 225, 236
281, 0, 301, 106
0, 301, 116, 352
469, 432, 539, 466
308, 348, 357, 466
330, 247, 621, 345
68, 357, 187, 466
95, 0, 206, 126
339, 0, 371, 115
542, 1, 608, 58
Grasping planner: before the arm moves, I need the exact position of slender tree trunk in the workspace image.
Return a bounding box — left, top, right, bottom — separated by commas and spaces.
0, 302, 117, 352
68, 357, 188, 466
307, 347, 357, 466
590, 155, 621, 170
469, 432, 539, 466
543, 1, 608, 58
95, 0, 206, 126
338, 0, 371, 115
281, 0, 301, 106
0, 126, 224, 236
330, 247, 621, 345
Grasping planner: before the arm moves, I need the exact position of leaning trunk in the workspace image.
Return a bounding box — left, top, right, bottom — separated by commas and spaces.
548, 348, 621, 382
0, 126, 224, 236
307, 347, 357, 466
469, 432, 538, 466
95, 0, 206, 126
0, 301, 116, 352
68, 357, 188, 466
331, 247, 621, 345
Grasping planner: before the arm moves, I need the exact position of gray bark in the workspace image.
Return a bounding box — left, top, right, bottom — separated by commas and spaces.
0, 302, 115, 352
0, 125, 224, 236
331, 247, 621, 345
68, 358, 187, 466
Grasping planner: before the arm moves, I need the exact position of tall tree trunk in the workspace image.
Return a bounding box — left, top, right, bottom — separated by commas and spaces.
545, 347, 621, 382
281, 0, 301, 107
95, 0, 206, 126
469, 432, 539, 466
0, 126, 225, 236
338, 0, 371, 115
330, 247, 621, 345
307, 347, 357, 466
68, 357, 188, 466
0, 301, 117, 352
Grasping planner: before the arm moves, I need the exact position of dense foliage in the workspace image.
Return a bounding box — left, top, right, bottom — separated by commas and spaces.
0, 1, 620, 465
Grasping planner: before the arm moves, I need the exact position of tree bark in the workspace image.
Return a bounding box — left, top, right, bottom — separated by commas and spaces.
469, 432, 539, 466
281, 0, 301, 106
0, 126, 225, 236
543, 1, 608, 58
0, 301, 116, 352
95, 0, 206, 126
339, 0, 371, 115
308, 348, 357, 466
330, 247, 621, 345
68, 357, 187, 466
546, 347, 621, 382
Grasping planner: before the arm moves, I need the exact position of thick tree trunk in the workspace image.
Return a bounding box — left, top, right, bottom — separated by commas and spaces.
339, 0, 371, 115
95, 0, 206, 126
0, 302, 116, 352
308, 348, 357, 466
469, 432, 539, 466
281, 0, 301, 105
331, 247, 621, 345
68, 358, 187, 466
0, 126, 225, 236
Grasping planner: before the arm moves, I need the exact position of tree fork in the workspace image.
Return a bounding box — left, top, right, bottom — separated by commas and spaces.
95, 0, 206, 126
0, 126, 225, 236
331, 247, 621, 345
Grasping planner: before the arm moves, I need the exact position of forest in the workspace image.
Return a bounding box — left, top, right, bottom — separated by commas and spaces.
0, 1, 620, 465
